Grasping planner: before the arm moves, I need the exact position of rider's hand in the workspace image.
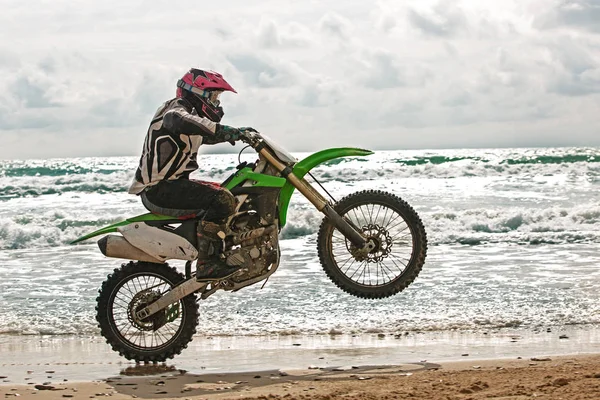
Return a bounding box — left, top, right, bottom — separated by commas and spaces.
238, 127, 258, 133
216, 124, 241, 145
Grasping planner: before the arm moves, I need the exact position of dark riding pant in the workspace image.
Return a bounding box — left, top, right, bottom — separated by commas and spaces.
140, 178, 236, 221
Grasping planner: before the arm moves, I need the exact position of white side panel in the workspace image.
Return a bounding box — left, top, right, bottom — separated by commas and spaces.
118, 223, 198, 261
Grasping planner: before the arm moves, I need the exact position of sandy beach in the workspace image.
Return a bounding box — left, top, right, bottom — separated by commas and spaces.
2, 329, 600, 399
1, 354, 600, 399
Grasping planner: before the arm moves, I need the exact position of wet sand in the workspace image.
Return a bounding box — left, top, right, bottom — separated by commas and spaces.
1, 328, 600, 399
1, 355, 600, 399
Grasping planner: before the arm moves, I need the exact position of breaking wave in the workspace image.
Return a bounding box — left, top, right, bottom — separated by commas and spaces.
2, 203, 600, 250
1, 147, 600, 249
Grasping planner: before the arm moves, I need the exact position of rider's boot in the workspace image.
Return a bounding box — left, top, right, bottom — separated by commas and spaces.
195, 222, 242, 282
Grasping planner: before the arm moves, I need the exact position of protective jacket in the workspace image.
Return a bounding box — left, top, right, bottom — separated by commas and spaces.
128, 98, 230, 194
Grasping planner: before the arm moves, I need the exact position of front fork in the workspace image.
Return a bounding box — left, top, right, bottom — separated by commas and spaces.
322, 204, 373, 251
257, 146, 375, 253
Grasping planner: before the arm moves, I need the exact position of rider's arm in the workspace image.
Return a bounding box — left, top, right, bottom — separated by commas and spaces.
163, 100, 240, 145
162, 101, 218, 138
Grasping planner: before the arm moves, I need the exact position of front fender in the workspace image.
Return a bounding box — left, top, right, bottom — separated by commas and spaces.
278, 147, 373, 227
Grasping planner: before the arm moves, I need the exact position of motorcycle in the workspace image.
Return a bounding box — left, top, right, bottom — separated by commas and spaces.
72, 131, 427, 362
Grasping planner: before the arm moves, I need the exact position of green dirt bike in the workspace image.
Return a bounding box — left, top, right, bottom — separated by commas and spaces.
72, 131, 427, 362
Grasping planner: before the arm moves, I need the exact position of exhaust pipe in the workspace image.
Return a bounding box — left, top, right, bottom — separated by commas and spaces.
98, 235, 164, 264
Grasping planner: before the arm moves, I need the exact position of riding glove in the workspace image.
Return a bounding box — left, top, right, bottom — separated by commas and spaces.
216, 124, 241, 144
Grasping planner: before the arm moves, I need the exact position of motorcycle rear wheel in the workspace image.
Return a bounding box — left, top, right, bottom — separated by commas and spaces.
96, 261, 199, 362
317, 190, 427, 299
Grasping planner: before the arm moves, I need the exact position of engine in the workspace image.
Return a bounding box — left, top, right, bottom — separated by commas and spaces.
223, 163, 281, 282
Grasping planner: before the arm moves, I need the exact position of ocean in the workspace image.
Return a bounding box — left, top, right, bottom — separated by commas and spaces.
1, 147, 600, 339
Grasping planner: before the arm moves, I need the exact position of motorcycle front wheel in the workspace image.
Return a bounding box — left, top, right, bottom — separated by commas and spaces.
317, 190, 427, 299
96, 261, 199, 362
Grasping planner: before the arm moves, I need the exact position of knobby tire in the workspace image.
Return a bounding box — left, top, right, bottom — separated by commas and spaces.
96, 261, 199, 362
317, 190, 427, 299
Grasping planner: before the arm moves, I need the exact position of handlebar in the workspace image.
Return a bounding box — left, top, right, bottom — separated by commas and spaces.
239, 130, 261, 148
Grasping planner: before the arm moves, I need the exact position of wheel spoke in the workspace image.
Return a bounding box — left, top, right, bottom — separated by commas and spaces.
374, 204, 383, 225
381, 206, 390, 228
337, 255, 356, 270
378, 262, 393, 282
388, 219, 409, 234
389, 251, 412, 264
388, 254, 407, 273
130, 279, 140, 298
351, 208, 364, 227
113, 297, 131, 309
342, 258, 358, 276
384, 213, 404, 231
358, 206, 369, 227
348, 260, 366, 280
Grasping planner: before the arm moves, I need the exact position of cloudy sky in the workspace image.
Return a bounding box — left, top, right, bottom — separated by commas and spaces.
1, 0, 599, 159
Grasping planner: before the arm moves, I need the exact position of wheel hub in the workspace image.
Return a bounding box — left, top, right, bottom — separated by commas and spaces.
128, 290, 169, 331
350, 224, 393, 262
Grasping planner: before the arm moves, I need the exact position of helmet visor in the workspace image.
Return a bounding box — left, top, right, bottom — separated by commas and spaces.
207, 90, 222, 107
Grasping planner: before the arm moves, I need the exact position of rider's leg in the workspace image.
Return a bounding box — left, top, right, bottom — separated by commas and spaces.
140, 178, 240, 281
141, 178, 213, 218
187, 180, 241, 281
195, 224, 242, 281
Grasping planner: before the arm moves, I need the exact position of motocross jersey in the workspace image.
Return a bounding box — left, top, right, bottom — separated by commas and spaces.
128, 98, 227, 194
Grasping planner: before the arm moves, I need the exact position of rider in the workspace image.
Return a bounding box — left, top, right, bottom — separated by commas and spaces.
128, 68, 255, 281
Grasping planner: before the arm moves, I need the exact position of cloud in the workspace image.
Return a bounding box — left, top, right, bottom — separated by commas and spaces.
10, 77, 60, 109
441, 86, 472, 107
256, 20, 312, 48
1, 0, 600, 159
0, 54, 175, 135
319, 13, 353, 40
408, 1, 467, 37
371, 2, 402, 34
0, 49, 20, 70
551, 68, 600, 96
227, 54, 298, 88
364, 51, 406, 89
295, 78, 345, 108
544, 37, 600, 96
537, 0, 600, 32
362, 50, 431, 89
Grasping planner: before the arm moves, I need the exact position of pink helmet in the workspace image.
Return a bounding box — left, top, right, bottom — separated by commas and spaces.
176, 68, 237, 122
176, 68, 236, 95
